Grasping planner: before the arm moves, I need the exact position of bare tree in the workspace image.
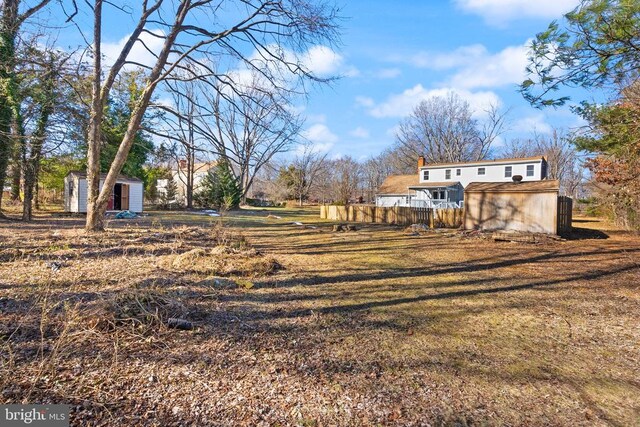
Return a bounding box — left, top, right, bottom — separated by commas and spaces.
201, 81, 302, 202
499, 130, 585, 197
499, 138, 540, 159
361, 155, 393, 203
536, 131, 584, 197
289, 142, 328, 205
0, 0, 52, 215
394, 92, 506, 168
68, 0, 340, 231
158, 80, 211, 208
330, 156, 361, 205
253, 159, 289, 203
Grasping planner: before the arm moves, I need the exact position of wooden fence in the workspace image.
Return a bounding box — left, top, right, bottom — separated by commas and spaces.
557, 196, 573, 235
320, 205, 464, 228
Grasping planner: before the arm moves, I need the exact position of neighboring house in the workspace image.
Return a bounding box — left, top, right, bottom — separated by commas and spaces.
64, 171, 144, 213
376, 156, 548, 208
157, 160, 216, 205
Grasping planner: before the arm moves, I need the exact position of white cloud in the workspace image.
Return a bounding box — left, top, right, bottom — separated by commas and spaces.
247, 44, 357, 81
406, 44, 487, 69
102, 29, 166, 70
393, 42, 530, 90
512, 114, 553, 134
301, 123, 338, 153
455, 0, 579, 25
303, 45, 344, 76
349, 127, 370, 139
448, 42, 530, 89
368, 85, 501, 119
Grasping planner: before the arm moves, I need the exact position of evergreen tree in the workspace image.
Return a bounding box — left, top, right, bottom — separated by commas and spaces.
195, 160, 241, 210
160, 175, 178, 209
217, 161, 241, 210
194, 170, 221, 208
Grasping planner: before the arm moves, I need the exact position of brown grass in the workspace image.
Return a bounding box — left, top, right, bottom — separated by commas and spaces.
0, 208, 639, 426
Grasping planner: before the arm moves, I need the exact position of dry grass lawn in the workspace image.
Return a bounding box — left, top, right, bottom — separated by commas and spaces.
0, 207, 639, 426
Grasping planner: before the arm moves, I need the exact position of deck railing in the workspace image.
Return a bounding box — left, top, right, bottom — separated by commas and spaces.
404, 199, 463, 209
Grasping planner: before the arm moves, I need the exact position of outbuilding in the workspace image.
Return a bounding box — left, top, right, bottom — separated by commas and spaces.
64, 171, 144, 213
464, 179, 571, 235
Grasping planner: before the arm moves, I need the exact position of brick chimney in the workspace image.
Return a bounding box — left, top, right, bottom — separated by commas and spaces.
179, 159, 187, 169
417, 156, 426, 171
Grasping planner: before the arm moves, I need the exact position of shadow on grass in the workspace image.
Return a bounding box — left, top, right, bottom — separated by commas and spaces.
566, 227, 609, 240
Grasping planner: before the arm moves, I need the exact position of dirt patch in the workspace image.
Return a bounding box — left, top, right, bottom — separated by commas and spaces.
164, 246, 282, 277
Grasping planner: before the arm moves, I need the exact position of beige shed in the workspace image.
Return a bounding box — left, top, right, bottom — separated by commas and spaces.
464, 180, 568, 235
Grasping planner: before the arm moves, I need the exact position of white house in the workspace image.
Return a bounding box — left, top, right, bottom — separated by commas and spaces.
376, 156, 548, 208
64, 171, 144, 213
157, 160, 216, 204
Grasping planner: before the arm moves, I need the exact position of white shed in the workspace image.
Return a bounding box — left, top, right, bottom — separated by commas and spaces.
64, 171, 144, 213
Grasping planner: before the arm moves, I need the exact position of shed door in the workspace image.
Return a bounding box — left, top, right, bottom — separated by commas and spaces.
121, 184, 130, 210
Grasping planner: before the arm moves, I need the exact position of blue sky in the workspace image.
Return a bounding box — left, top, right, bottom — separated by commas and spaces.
296, 0, 585, 159
50, 0, 587, 160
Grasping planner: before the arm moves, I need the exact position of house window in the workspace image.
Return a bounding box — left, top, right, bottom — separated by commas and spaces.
478, 167, 486, 176
526, 164, 535, 177
456, 168, 461, 176
432, 190, 445, 199
423, 170, 429, 180
68, 181, 74, 197
505, 166, 512, 178
445, 169, 451, 179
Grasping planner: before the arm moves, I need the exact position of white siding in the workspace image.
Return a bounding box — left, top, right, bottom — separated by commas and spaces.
413, 190, 431, 200
376, 195, 407, 207
420, 160, 545, 187
160, 168, 213, 205
128, 182, 144, 212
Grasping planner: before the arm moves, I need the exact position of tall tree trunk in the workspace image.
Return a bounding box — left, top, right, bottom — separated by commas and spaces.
85, 0, 104, 231
10, 157, 20, 200
22, 56, 54, 221
0, 0, 19, 214
184, 102, 195, 209
186, 148, 194, 208
34, 176, 39, 209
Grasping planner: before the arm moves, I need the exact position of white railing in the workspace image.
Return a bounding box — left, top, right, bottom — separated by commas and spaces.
397, 199, 462, 209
